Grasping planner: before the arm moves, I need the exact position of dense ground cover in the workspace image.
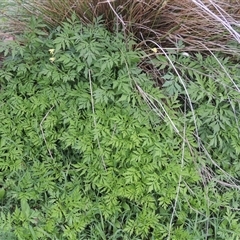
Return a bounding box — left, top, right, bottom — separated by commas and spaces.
0, 0, 240, 239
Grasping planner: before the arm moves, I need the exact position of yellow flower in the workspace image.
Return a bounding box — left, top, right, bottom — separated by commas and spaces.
49, 49, 55, 55
151, 48, 158, 53
49, 57, 55, 63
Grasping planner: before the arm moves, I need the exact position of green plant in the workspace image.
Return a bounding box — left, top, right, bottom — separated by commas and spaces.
152, 49, 240, 238
1, 14, 240, 239
158, 51, 240, 167
0, 15, 188, 239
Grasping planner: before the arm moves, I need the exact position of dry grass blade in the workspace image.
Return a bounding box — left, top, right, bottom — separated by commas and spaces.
158, 0, 240, 53
1, 0, 239, 56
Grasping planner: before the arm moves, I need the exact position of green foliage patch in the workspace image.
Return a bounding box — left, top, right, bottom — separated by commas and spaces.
0, 15, 240, 239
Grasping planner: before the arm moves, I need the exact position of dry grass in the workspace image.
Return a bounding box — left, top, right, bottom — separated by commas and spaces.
1, 0, 239, 54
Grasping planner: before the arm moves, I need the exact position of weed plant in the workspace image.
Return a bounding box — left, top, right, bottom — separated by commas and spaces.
0, 15, 240, 239
1, 0, 240, 239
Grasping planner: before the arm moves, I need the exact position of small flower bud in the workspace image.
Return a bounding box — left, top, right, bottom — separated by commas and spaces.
48, 49, 55, 55
49, 57, 55, 63
151, 48, 158, 53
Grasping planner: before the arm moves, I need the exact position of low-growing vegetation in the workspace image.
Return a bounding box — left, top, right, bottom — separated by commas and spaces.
0, 0, 240, 239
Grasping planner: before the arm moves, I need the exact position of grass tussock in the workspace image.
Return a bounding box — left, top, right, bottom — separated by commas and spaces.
1, 0, 239, 55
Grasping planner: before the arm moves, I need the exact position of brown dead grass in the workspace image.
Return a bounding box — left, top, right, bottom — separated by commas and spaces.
1, 0, 239, 54
159, 0, 240, 53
